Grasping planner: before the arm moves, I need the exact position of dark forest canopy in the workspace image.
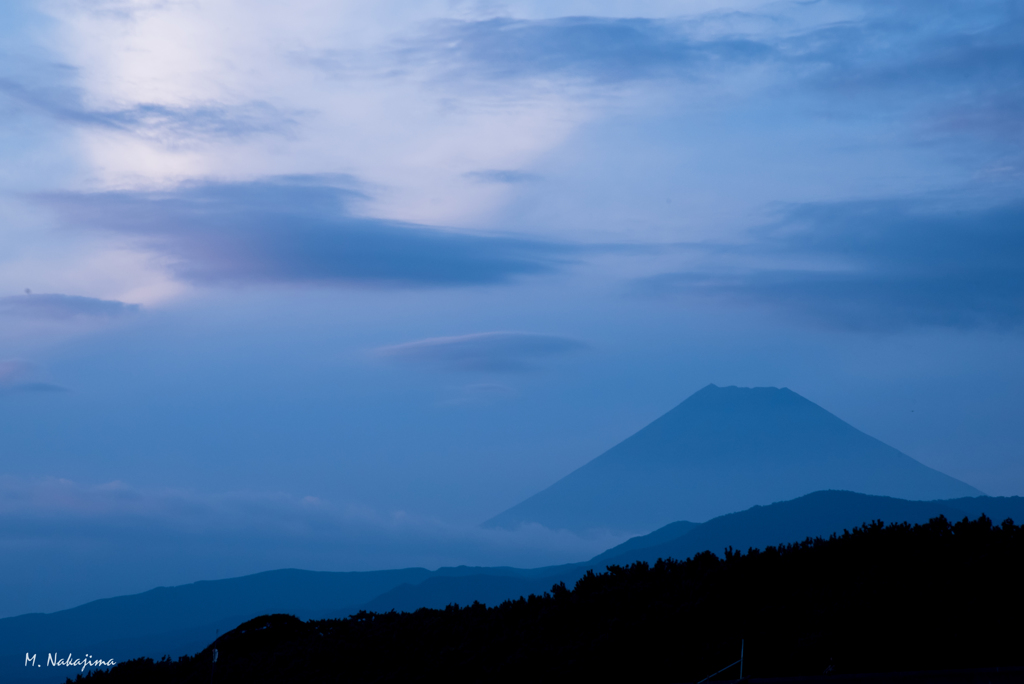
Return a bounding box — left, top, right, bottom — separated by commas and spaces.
71, 515, 1024, 684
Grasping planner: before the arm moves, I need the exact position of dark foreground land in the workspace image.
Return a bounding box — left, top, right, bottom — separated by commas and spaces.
70, 515, 1024, 684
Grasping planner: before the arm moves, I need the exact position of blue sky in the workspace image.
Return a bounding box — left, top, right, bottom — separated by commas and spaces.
0, 0, 1022, 617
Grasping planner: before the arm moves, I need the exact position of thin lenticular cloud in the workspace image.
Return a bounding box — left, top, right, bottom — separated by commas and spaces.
44, 178, 572, 289
376, 332, 589, 372
0, 293, 140, 319
464, 170, 541, 184
0, 360, 67, 394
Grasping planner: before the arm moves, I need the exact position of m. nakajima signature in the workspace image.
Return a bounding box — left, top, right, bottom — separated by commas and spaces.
25, 653, 116, 672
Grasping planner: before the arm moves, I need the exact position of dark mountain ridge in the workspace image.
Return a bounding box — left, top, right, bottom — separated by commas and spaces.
592, 490, 1024, 567
361, 491, 1024, 614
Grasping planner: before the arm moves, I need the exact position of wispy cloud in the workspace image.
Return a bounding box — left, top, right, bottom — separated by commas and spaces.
403, 16, 775, 85
783, 1, 1024, 148
638, 199, 1024, 331
376, 332, 588, 372
394, 1, 1023, 153
44, 178, 571, 288
412, 2, 1023, 91
0, 476, 618, 562
0, 476, 624, 616
0, 76, 297, 144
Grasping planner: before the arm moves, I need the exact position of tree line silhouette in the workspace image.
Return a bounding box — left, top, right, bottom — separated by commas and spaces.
70, 515, 1024, 683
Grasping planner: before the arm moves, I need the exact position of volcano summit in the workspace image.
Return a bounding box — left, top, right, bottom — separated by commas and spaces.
485, 385, 982, 535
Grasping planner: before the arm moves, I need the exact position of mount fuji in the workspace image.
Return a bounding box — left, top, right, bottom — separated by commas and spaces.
484, 385, 982, 534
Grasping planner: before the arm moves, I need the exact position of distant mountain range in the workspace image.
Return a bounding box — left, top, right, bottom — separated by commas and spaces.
485, 385, 982, 534
5, 490, 1022, 684
66, 514, 1024, 684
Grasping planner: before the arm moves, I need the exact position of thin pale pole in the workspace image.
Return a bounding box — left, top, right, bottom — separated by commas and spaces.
740, 639, 744, 679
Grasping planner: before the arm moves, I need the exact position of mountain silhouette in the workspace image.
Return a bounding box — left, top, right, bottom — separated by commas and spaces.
484, 385, 982, 534
6, 491, 1021, 684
